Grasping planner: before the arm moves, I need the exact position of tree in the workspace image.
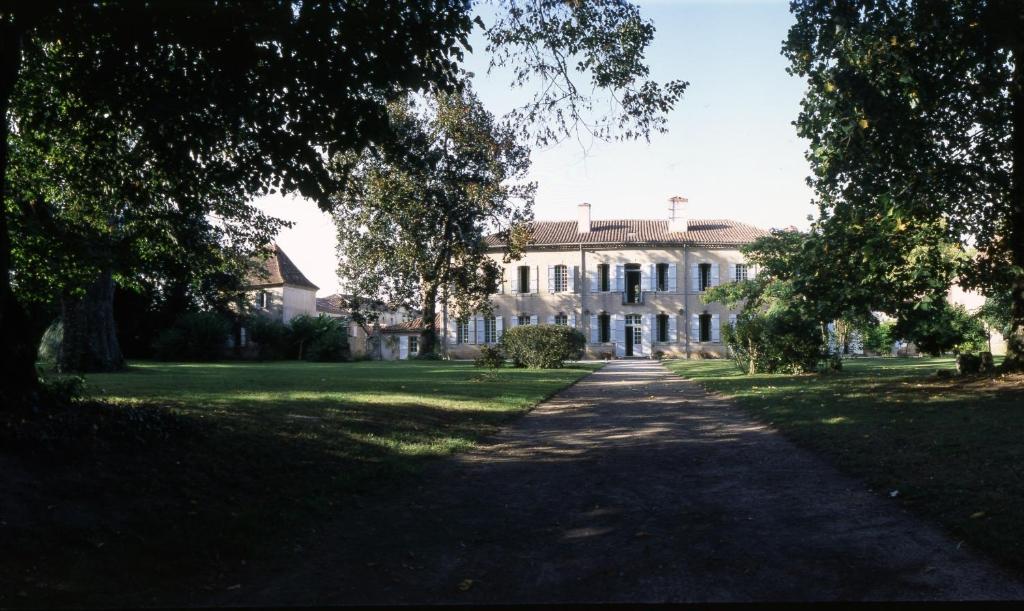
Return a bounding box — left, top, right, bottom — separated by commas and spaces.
2, 1, 683, 405
784, 0, 1024, 370
2, 1, 474, 405
334, 89, 535, 356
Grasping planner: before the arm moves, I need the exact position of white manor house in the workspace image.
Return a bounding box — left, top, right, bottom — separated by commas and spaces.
445, 197, 769, 359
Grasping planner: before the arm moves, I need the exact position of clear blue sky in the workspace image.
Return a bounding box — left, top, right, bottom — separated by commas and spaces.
255, 0, 815, 295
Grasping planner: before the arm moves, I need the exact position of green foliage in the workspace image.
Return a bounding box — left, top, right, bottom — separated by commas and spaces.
287, 314, 349, 362
894, 300, 987, 357
333, 88, 535, 356
484, 0, 687, 145
39, 374, 86, 403
153, 312, 231, 362
499, 324, 586, 369
978, 290, 1013, 338
474, 345, 506, 369
722, 311, 823, 375
860, 320, 896, 355
247, 315, 290, 360
783, 0, 1024, 368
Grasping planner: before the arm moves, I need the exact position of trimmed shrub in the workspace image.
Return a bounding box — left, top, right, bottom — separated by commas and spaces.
153, 311, 231, 361
500, 324, 586, 369
474, 345, 505, 368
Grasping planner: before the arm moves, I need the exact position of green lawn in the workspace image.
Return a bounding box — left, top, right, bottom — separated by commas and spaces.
665, 357, 1024, 576
2, 360, 599, 607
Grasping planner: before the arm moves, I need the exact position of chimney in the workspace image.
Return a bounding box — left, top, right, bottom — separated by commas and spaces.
668, 195, 689, 232
577, 202, 592, 233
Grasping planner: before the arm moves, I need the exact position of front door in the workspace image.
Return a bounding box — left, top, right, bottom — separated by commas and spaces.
624, 326, 634, 356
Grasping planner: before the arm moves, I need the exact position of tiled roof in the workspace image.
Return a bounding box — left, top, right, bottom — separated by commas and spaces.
245, 244, 319, 290
316, 293, 397, 316
380, 317, 428, 334
485, 219, 768, 248
315, 294, 350, 316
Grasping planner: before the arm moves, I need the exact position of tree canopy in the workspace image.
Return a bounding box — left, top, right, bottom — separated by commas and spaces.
784, 0, 1024, 369
333, 89, 534, 356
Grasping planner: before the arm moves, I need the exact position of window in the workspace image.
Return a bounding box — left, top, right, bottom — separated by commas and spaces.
656, 263, 669, 292
456, 320, 470, 344
735, 264, 748, 282
518, 266, 531, 293
598, 264, 610, 292
626, 314, 642, 345
698, 263, 712, 292
409, 335, 419, 355
553, 265, 568, 292
518, 315, 531, 326
554, 313, 568, 326
256, 290, 269, 309
699, 313, 712, 342
657, 314, 669, 342
484, 317, 497, 344
598, 313, 611, 343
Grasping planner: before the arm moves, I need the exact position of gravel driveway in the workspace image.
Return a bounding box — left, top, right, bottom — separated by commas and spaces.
217, 360, 1024, 604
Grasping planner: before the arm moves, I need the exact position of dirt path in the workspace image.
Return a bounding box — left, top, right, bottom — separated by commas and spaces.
216, 360, 1024, 604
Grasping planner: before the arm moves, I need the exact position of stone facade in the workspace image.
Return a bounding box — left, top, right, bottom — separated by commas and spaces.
443, 202, 767, 360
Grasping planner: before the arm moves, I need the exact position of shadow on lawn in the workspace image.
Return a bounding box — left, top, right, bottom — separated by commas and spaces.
0, 391, 536, 609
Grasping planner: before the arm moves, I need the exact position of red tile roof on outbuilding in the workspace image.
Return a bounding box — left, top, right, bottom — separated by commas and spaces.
486, 219, 768, 248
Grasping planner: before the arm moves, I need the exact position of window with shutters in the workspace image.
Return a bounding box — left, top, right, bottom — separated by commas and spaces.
699, 312, 712, 342
484, 317, 497, 343
256, 290, 270, 309
554, 313, 568, 325
518, 266, 530, 293
409, 336, 419, 355
518, 314, 531, 326
657, 314, 669, 342
456, 320, 470, 344
656, 263, 669, 291
735, 264, 748, 282
598, 313, 611, 342
698, 263, 712, 291
553, 265, 568, 292
598, 264, 610, 292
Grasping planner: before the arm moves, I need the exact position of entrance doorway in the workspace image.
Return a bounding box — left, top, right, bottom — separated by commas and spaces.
625, 314, 642, 357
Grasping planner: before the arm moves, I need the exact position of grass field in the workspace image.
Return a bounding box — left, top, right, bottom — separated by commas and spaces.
1, 360, 600, 607
665, 357, 1024, 576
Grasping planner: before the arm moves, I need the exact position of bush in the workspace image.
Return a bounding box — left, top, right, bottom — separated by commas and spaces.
722, 308, 823, 374
153, 311, 231, 361
40, 374, 86, 402
499, 324, 586, 369
474, 345, 505, 368
288, 314, 349, 362
247, 315, 290, 360
895, 300, 988, 356
861, 320, 896, 355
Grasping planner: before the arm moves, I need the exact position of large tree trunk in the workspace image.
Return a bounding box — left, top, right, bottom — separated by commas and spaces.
57, 269, 125, 373
0, 14, 43, 407
1004, 36, 1024, 372
419, 280, 439, 357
